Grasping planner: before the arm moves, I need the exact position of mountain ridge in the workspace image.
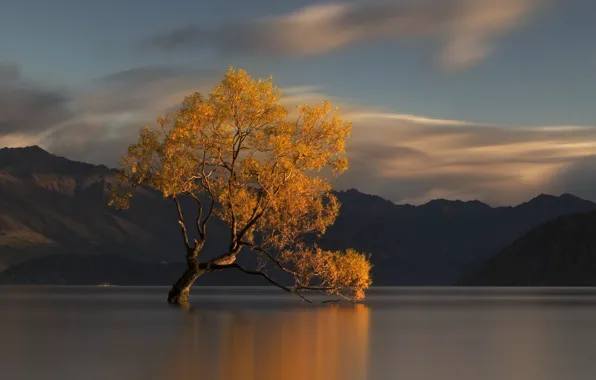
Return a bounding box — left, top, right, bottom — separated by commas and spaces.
1, 146, 594, 285
1, 145, 584, 209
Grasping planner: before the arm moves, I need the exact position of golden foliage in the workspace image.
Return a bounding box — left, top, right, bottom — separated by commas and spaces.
281, 245, 372, 301
109, 67, 372, 301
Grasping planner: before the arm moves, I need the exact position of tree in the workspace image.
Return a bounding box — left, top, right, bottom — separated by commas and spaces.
109, 68, 372, 306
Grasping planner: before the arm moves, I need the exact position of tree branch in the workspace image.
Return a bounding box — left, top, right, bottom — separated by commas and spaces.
197, 152, 216, 239
234, 198, 266, 245
244, 244, 299, 277
232, 169, 293, 246
212, 263, 312, 303
172, 196, 192, 254
189, 193, 204, 241
202, 196, 215, 238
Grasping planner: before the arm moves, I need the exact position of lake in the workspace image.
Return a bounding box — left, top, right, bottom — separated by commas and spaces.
2, 287, 596, 380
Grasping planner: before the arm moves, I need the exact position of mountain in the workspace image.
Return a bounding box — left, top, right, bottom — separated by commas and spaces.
0, 146, 170, 265
319, 191, 596, 285
460, 211, 596, 286
1, 146, 595, 285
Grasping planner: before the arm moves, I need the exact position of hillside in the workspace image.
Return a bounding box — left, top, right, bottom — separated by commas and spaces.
0, 146, 232, 265
461, 212, 596, 286
319, 191, 596, 284
1, 146, 595, 285
0, 147, 177, 265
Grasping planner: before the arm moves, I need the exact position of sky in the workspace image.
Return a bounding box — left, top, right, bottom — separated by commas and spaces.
1, 0, 596, 205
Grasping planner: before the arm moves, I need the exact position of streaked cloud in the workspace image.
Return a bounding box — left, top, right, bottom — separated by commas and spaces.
279, 86, 596, 204
42, 67, 219, 165
145, 0, 540, 69
0, 63, 72, 136
4, 64, 595, 205
335, 111, 596, 205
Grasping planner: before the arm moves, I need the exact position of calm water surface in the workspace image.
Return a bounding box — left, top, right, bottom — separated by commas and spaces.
2, 286, 596, 380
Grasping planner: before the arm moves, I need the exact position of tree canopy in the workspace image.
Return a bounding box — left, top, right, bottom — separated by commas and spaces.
110, 68, 372, 305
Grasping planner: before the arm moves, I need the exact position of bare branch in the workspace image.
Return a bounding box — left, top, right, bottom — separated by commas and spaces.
173, 196, 192, 254
202, 196, 215, 238
295, 285, 338, 292
213, 263, 312, 303
244, 244, 299, 277
191, 150, 216, 241
189, 193, 204, 241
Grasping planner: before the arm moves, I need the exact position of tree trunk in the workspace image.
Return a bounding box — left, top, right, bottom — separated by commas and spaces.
167, 262, 203, 307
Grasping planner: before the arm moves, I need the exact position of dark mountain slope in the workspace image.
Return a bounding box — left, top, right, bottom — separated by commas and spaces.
0, 146, 185, 267
461, 211, 596, 286
321, 191, 596, 284
2, 146, 595, 285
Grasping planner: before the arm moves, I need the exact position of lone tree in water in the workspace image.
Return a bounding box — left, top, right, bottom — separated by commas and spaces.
109, 68, 372, 306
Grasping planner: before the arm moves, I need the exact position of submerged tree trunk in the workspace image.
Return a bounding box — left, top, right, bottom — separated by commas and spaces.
167, 260, 203, 307
167, 252, 237, 307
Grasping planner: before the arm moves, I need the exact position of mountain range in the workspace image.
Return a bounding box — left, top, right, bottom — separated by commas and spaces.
461, 211, 596, 286
1, 145, 595, 286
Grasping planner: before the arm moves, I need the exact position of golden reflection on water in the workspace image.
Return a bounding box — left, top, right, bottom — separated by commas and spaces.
6, 289, 596, 380
163, 304, 370, 380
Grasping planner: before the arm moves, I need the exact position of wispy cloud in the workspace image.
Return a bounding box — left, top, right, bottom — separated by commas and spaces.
42, 67, 219, 165
5, 64, 595, 205
335, 111, 596, 205
144, 0, 540, 69
278, 85, 596, 204
0, 63, 72, 136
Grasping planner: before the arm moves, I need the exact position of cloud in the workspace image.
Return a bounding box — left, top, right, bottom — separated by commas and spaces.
548, 155, 596, 201
43, 121, 140, 167
5, 64, 596, 206
145, 0, 539, 69
0, 63, 73, 136
0, 64, 21, 83
42, 66, 220, 166
334, 108, 596, 205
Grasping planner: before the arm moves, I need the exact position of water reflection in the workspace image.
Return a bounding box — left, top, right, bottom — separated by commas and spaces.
162, 305, 370, 380
5, 287, 596, 380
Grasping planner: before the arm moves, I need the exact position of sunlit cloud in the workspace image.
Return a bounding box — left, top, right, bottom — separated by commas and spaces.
335, 110, 596, 205
0, 134, 43, 149
3, 64, 595, 206
145, 0, 540, 69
